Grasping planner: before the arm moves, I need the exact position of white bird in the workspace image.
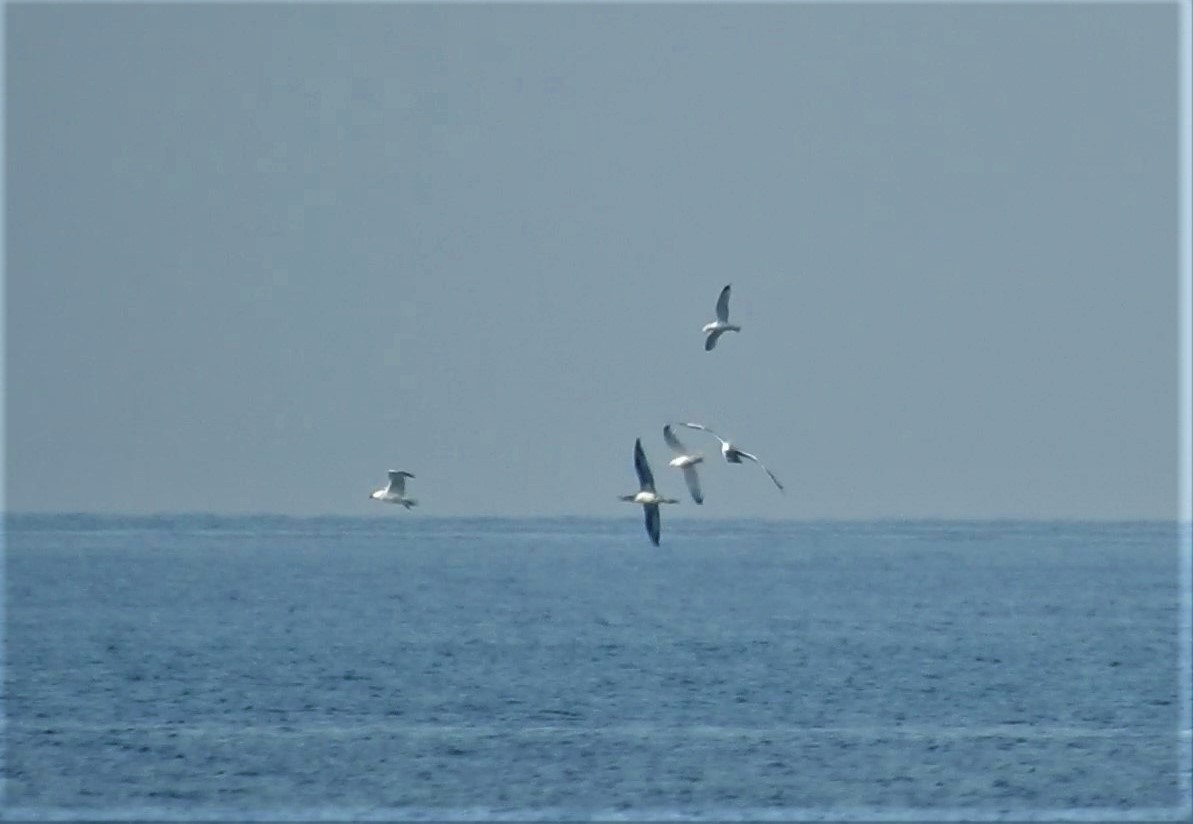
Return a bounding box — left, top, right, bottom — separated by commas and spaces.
370, 470, 418, 508
663, 424, 705, 504
619, 438, 679, 546
678, 422, 784, 492
702, 284, 741, 351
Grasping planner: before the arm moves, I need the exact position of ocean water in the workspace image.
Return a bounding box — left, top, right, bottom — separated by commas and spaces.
1, 515, 1189, 821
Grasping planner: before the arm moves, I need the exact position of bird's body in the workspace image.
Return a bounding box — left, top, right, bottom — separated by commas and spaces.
627, 490, 677, 506
620, 438, 679, 546
702, 284, 741, 351
370, 470, 418, 508
678, 422, 784, 492
663, 424, 705, 504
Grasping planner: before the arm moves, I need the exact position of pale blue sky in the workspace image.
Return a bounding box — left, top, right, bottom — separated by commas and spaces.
4, 2, 1186, 518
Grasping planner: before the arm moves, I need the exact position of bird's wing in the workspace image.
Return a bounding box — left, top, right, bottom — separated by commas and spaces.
679, 422, 727, 445
715, 284, 732, 322
633, 438, 656, 492
643, 503, 661, 546
662, 424, 689, 455
704, 329, 725, 351
681, 466, 704, 505
386, 470, 412, 494
736, 450, 784, 491
761, 465, 784, 491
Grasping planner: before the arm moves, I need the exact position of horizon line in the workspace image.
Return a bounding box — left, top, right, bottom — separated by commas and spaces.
3, 510, 1190, 525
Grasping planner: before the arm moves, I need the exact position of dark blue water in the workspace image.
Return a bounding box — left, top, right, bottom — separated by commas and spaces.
2, 515, 1189, 820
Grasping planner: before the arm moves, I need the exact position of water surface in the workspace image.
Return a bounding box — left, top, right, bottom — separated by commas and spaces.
2, 515, 1187, 819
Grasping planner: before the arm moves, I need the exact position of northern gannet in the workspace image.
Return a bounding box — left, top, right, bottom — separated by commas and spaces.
663, 424, 705, 504
702, 284, 741, 351
370, 470, 418, 508
619, 438, 679, 546
678, 422, 784, 492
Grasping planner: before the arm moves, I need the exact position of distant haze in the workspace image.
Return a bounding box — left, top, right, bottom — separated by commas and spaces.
4, 2, 1185, 519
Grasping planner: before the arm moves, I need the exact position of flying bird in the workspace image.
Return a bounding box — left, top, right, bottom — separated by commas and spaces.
678, 422, 784, 492
370, 470, 418, 508
619, 438, 679, 546
702, 284, 741, 351
663, 424, 705, 504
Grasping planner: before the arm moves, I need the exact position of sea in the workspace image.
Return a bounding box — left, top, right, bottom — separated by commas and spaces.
1, 514, 1189, 822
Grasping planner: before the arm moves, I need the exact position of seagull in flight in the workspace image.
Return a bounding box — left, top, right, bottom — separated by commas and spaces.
663, 424, 704, 504
702, 284, 741, 351
370, 470, 418, 508
677, 422, 784, 492
619, 438, 679, 546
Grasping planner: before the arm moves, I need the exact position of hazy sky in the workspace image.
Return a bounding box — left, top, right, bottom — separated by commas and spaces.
4, 2, 1186, 519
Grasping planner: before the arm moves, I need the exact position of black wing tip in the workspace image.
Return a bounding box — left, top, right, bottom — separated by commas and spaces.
634, 438, 656, 488
644, 506, 661, 546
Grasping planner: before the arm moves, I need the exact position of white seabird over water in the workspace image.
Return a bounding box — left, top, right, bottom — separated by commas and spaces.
678, 422, 784, 493
663, 424, 705, 504
370, 470, 418, 508
619, 438, 679, 546
702, 284, 741, 351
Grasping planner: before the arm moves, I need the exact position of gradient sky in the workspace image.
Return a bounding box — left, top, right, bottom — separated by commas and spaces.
4, 2, 1186, 519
